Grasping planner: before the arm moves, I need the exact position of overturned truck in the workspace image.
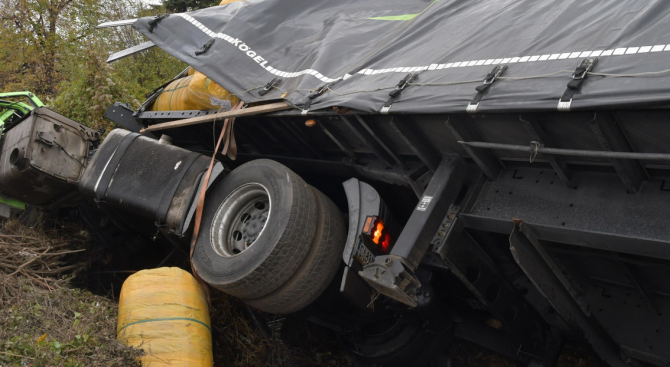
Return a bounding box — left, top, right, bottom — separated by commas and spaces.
6, 0, 670, 366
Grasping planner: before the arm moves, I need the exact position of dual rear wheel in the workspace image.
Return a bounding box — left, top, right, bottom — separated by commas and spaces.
191, 159, 452, 366
192, 159, 346, 314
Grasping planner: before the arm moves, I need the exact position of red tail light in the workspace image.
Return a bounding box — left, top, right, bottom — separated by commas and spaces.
363, 216, 391, 253
381, 233, 391, 252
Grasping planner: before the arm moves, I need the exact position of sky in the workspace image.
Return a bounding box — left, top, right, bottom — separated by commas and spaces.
141, 0, 163, 6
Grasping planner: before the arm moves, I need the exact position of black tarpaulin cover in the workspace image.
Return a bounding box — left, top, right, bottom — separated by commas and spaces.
134, 0, 670, 114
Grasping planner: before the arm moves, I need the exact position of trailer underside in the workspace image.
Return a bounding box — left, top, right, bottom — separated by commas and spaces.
134, 106, 670, 365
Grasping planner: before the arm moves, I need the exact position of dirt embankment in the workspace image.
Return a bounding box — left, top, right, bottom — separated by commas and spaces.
0, 218, 602, 367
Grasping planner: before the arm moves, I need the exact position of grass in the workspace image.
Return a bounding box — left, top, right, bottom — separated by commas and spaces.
0, 282, 142, 367
0, 216, 603, 367
0, 219, 142, 367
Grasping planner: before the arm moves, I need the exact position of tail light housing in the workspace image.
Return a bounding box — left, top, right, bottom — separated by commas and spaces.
363, 216, 392, 253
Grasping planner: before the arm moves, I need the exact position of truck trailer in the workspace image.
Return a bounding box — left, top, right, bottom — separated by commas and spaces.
4, 0, 670, 366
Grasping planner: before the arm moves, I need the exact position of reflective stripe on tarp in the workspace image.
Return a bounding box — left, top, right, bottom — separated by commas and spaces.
133, 0, 670, 114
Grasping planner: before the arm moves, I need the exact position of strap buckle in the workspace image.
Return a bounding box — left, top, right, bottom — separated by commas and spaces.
558, 58, 598, 111
381, 73, 418, 114
394, 73, 417, 91
195, 38, 215, 56
148, 14, 169, 33
557, 99, 572, 112
310, 83, 332, 97
258, 77, 282, 96
466, 103, 479, 113
572, 58, 597, 79
301, 81, 337, 115
483, 65, 507, 85
467, 65, 507, 113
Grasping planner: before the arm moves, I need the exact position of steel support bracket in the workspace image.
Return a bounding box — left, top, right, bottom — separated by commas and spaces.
358, 156, 467, 306
358, 254, 421, 306
509, 221, 638, 367
103, 103, 148, 134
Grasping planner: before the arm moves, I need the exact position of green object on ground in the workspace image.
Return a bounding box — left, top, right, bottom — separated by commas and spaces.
0, 197, 26, 210
0, 91, 44, 126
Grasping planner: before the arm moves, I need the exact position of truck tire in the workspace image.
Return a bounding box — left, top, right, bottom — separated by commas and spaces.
192, 159, 317, 300
245, 186, 346, 314
343, 313, 454, 367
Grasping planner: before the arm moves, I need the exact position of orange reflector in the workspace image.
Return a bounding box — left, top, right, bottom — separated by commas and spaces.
363, 216, 374, 232
372, 221, 384, 244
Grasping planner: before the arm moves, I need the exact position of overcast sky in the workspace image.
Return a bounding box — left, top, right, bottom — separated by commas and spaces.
141, 0, 163, 6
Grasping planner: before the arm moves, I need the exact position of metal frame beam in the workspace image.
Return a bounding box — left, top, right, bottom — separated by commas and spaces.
340, 115, 396, 168
509, 222, 635, 367
235, 123, 270, 154
460, 214, 670, 261
519, 114, 575, 188
588, 112, 648, 193
389, 116, 441, 171
314, 120, 358, 162
354, 115, 407, 169
618, 259, 660, 315
441, 225, 548, 357
279, 118, 324, 158
358, 156, 467, 306
446, 115, 504, 180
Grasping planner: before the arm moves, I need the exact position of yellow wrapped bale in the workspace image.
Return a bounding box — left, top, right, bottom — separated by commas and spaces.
117, 267, 212, 367
151, 71, 240, 111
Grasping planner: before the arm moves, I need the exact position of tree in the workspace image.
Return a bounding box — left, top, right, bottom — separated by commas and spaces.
0, 0, 186, 131
50, 1, 186, 131
162, 0, 220, 13
0, 0, 101, 95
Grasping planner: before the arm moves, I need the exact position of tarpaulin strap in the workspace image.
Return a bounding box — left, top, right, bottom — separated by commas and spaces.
195, 39, 215, 56
94, 132, 141, 204
117, 317, 211, 335
155, 151, 202, 228
259, 78, 282, 96
144, 67, 190, 98
381, 73, 418, 114
138, 67, 192, 114
558, 58, 598, 112
189, 100, 244, 309
221, 111, 238, 160
148, 14, 169, 33
301, 81, 337, 115
467, 65, 507, 113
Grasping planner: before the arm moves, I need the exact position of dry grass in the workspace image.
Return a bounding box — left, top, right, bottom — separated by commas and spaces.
211, 292, 267, 366
0, 217, 603, 367
0, 219, 88, 303
0, 217, 348, 367
210, 291, 360, 367
0, 219, 142, 367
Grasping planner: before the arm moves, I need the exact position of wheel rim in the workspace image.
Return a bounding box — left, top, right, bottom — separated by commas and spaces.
211, 183, 271, 257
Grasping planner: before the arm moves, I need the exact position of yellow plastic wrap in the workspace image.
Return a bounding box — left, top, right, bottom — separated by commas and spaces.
219, 0, 243, 5
151, 71, 240, 111
117, 267, 212, 367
